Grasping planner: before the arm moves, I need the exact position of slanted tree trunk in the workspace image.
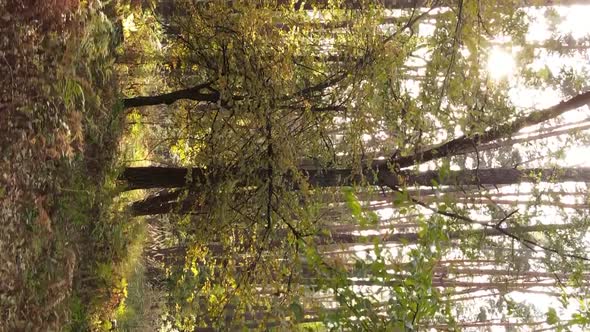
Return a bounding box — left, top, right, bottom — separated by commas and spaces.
383, 90, 590, 168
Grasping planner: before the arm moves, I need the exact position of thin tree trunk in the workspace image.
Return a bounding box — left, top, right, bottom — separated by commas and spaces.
381, 90, 590, 168
324, 223, 576, 246
130, 189, 182, 216
427, 320, 547, 329
462, 120, 590, 155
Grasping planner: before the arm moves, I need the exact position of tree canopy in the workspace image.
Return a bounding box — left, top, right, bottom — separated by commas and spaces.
115, 0, 590, 330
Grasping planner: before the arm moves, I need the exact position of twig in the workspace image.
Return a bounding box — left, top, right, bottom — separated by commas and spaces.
394, 187, 590, 262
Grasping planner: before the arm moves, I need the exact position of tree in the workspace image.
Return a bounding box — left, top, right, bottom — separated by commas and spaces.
118, 0, 590, 330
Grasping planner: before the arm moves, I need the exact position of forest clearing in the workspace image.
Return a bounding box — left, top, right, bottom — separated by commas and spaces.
2, 0, 590, 331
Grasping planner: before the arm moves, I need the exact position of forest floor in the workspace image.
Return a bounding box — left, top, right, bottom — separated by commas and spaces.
0, 1, 156, 331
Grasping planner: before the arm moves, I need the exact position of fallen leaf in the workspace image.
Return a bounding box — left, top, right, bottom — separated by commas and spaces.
35, 197, 52, 234
46, 148, 60, 160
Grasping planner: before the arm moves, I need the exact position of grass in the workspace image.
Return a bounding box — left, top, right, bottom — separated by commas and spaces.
110, 90, 170, 331
113, 226, 164, 331
82, 112, 166, 332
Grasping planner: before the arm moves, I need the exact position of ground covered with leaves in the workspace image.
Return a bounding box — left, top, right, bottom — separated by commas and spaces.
0, 1, 145, 330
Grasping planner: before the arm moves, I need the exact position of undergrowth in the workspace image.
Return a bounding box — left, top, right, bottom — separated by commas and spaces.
79, 111, 166, 332
0, 0, 167, 330
0, 0, 157, 330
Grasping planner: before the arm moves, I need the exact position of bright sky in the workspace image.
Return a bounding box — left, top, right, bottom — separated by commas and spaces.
485, 7, 590, 329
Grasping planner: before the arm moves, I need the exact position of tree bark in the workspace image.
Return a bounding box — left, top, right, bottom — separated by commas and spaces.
121, 165, 590, 191
324, 222, 576, 246
121, 166, 210, 190
122, 82, 220, 109
382, 90, 590, 168
129, 189, 211, 216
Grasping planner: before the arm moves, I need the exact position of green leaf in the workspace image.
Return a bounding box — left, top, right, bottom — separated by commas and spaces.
290, 301, 305, 322
438, 160, 451, 182
367, 211, 379, 225
393, 191, 408, 205
344, 189, 362, 218
546, 307, 558, 325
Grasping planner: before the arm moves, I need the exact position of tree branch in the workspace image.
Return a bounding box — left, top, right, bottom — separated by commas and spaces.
396, 188, 590, 262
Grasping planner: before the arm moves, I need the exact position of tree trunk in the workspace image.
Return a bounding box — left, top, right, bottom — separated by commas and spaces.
121, 165, 590, 191
121, 166, 209, 190
130, 189, 182, 216
381, 90, 590, 168
129, 189, 210, 216
324, 222, 576, 246
150, 223, 572, 266
122, 82, 220, 109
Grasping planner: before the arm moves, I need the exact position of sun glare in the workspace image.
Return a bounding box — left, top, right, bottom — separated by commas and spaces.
487, 47, 516, 80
